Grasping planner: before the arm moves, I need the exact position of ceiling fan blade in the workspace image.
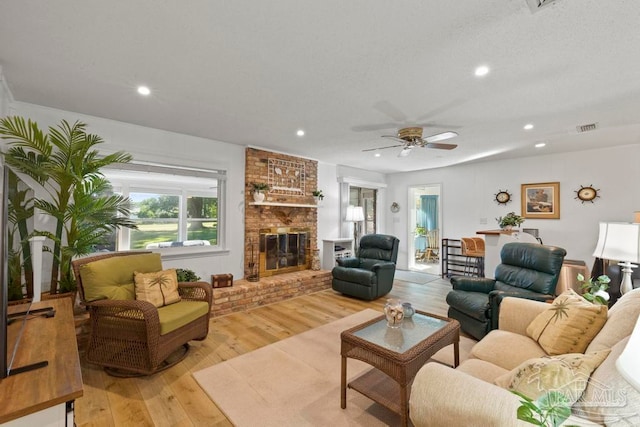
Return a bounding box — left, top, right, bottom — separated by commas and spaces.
362, 144, 404, 152
425, 142, 458, 150
424, 131, 458, 143
398, 147, 413, 157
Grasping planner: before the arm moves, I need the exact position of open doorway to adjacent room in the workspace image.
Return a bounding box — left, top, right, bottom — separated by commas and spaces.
408, 184, 441, 275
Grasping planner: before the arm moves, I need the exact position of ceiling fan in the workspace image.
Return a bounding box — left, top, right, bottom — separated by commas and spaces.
362, 127, 458, 157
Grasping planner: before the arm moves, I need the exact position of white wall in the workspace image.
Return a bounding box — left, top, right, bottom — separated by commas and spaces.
10, 102, 247, 283
386, 145, 640, 271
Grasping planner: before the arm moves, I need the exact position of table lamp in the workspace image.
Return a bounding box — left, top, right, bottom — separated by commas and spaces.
345, 205, 365, 246
592, 222, 640, 294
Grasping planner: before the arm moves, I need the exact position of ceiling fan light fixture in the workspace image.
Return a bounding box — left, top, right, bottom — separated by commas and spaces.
474, 65, 490, 77
398, 148, 413, 157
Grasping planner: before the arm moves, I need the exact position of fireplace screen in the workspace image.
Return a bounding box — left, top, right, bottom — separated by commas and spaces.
259, 227, 310, 277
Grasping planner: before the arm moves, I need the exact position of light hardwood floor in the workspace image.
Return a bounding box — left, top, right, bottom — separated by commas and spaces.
75, 274, 452, 427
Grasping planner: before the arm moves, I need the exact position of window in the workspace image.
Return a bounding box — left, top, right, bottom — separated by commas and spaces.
101, 163, 225, 252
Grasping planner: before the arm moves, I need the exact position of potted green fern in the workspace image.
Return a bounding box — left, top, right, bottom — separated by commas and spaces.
251, 182, 269, 203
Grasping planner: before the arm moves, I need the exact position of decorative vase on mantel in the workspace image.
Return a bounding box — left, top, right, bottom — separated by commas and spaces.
253, 191, 265, 203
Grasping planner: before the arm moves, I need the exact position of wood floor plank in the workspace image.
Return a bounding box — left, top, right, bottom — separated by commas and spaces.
75, 276, 452, 426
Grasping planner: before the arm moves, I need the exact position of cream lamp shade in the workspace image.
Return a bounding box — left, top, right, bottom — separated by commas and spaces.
593, 222, 640, 294
345, 206, 365, 246
345, 205, 364, 222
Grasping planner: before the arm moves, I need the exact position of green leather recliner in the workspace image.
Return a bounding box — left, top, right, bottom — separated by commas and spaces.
446, 242, 566, 340
331, 234, 400, 301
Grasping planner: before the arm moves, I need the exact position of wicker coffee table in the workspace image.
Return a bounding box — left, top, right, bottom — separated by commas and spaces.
340, 310, 460, 426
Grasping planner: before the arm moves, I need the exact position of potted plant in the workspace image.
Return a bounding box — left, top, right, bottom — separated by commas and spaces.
312, 189, 324, 204
0, 117, 137, 294
577, 273, 610, 305
414, 225, 427, 236
251, 182, 269, 203
496, 212, 525, 230
176, 268, 200, 282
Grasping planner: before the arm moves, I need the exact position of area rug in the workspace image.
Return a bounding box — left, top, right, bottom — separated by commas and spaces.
193, 309, 475, 426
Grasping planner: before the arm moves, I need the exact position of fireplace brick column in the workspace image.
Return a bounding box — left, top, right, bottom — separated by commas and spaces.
244, 148, 318, 279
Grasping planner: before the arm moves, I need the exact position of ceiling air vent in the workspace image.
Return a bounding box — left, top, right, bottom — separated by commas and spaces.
525, 0, 563, 13
576, 123, 599, 133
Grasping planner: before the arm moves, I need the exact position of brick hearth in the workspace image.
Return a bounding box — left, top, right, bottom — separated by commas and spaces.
211, 270, 332, 317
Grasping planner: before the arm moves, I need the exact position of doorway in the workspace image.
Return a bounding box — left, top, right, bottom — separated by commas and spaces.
408, 184, 441, 275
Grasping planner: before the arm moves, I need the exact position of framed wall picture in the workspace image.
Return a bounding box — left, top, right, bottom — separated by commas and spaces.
521, 182, 560, 219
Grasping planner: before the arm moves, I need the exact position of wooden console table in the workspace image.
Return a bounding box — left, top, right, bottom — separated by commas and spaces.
0, 298, 83, 425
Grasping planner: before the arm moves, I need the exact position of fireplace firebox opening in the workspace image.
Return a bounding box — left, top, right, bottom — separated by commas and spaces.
259, 227, 310, 277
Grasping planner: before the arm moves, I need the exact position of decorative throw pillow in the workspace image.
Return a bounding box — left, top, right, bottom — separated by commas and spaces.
526, 289, 608, 355
494, 349, 610, 404
134, 269, 181, 307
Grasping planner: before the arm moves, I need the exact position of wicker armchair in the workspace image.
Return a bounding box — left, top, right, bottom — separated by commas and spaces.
72, 251, 212, 376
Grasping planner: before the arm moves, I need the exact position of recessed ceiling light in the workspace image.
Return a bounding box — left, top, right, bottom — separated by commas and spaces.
524, 124, 534, 130
137, 86, 151, 96
474, 65, 490, 77
374, 153, 381, 157
535, 142, 546, 148
296, 129, 305, 137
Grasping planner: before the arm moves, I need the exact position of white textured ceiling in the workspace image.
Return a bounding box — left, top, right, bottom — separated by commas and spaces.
1, 0, 640, 173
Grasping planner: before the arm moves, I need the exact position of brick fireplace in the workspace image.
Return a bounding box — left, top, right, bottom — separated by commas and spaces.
244, 148, 318, 278
211, 148, 329, 317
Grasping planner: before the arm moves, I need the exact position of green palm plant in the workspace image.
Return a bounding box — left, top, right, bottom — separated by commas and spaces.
0, 116, 137, 293
6, 168, 35, 298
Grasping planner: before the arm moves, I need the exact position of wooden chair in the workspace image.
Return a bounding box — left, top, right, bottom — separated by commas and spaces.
460, 237, 485, 277
424, 229, 440, 263
72, 251, 212, 376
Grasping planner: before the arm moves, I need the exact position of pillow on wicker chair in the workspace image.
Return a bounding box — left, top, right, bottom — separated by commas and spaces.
526, 289, 608, 355
134, 269, 181, 307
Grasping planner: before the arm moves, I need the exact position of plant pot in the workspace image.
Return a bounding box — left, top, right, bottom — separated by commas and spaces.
253, 191, 265, 203
502, 225, 514, 231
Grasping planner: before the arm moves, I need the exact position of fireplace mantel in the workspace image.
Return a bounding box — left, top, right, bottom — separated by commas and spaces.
249, 201, 318, 208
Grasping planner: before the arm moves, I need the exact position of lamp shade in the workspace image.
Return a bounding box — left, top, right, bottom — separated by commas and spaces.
592, 222, 640, 263
345, 205, 364, 222
616, 315, 640, 392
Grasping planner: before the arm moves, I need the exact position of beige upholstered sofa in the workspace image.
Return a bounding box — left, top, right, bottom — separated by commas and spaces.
410, 289, 640, 426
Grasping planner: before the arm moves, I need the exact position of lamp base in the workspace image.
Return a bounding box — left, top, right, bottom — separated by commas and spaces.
619, 261, 638, 294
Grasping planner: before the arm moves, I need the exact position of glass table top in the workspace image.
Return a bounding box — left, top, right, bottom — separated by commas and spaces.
352, 313, 448, 353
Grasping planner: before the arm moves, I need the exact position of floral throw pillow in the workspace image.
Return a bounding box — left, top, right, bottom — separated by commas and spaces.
134, 269, 181, 307
526, 289, 608, 355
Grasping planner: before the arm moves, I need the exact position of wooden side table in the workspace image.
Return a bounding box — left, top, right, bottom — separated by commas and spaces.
0, 298, 83, 425
340, 311, 460, 426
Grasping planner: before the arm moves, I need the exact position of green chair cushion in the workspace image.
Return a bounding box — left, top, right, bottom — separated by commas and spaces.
157, 301, 210, 335
80, 253, 163, 302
